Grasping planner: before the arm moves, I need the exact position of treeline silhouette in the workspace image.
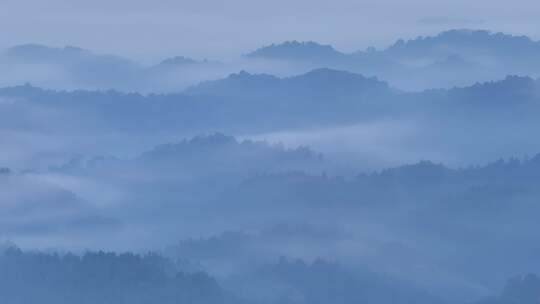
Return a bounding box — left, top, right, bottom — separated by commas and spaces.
0, 246, 238, 304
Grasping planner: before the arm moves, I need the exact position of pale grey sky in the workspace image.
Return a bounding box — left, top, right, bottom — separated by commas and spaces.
2, 0, 539, 61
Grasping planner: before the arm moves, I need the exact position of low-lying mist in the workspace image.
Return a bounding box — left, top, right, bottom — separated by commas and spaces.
3, 28, 540, 304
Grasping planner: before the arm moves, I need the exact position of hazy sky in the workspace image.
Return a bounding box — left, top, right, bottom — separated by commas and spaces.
2, 0, 539, 61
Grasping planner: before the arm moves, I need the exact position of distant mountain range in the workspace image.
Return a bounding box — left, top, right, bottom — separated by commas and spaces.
246, 41, 347, 63
2, 68, 540, 174
383, 29, 540, 62
3, 29, 540, 92
246, 30, 540, 89
0, 44, 222, 92
1, 68, 539, 135
186, 68, 390, 99
5, 28, 540, 304
248, 29, 540, 66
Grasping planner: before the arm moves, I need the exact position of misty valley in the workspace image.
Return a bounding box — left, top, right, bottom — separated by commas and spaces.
2, 29, 540, 304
